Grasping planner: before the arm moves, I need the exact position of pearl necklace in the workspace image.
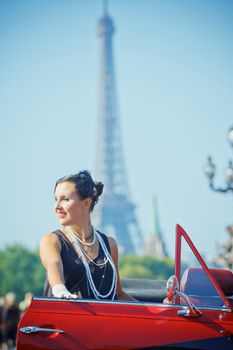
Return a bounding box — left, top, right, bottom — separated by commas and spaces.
71, 228, 96, 246
80, 246, 108, 267
64, 226, 117, 300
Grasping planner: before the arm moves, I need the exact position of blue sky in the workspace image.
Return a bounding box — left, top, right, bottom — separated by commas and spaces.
0, 0, 233, 258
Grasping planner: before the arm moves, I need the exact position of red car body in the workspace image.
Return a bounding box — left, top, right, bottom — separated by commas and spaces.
16, 225, 233, 349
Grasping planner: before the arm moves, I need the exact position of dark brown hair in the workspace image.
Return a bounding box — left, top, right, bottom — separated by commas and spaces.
55, 170, 104, 211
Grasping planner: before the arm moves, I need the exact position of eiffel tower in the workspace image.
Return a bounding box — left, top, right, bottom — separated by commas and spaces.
93, 2, 143, 255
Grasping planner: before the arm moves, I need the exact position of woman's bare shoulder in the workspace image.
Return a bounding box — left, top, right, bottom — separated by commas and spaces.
105, 234, 118, 253
40, 231, 61, 250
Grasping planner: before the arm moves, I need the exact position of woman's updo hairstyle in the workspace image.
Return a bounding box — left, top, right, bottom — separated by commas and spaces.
55, 170, 104, 211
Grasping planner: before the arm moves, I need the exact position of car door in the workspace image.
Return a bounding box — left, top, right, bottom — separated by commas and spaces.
17, 294, 233, 350
17, 224, 233, 349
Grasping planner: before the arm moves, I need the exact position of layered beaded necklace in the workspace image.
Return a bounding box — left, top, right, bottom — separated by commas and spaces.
72, 228, 96, 246
64, 226, 117, 300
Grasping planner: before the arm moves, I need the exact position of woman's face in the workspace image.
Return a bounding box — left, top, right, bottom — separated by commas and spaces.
54, 181, 89, 226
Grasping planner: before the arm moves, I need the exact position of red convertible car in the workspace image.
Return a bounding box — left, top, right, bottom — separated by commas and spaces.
16, 225, 233, 349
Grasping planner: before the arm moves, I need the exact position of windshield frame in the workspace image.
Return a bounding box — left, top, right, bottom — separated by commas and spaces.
175, 224, 232, 311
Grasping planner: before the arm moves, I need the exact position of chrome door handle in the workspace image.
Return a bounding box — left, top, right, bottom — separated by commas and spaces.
20, 326, 64, 334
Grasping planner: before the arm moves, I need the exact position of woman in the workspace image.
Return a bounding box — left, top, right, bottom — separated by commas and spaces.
40, 170, 135, 301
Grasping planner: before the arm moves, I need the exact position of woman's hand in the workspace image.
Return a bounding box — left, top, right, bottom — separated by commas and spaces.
52, 284, 78, 299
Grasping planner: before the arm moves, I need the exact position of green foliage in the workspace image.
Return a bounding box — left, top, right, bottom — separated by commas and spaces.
0, 244, 45, 301
119, 255, 174, 280
120, 264, 154, 279
0, 243, 174, 302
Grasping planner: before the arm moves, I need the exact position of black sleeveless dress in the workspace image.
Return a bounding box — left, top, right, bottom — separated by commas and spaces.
43, 230, 117, 300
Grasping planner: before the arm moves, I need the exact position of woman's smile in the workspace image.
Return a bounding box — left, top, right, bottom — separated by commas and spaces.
57, 212, 66, 218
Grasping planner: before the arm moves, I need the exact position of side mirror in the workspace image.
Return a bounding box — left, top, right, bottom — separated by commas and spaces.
166, 275, 179, 303
165, 275, 202, 318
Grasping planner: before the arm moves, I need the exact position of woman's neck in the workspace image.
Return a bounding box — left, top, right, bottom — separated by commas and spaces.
69, 222, 93, 241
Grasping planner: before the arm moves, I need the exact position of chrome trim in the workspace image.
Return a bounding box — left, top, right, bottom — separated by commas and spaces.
177, 308, 190, 317
32, 296, 232, 311
33, 296, 180, 308
176, 291, 202, 317
20, 326, 64, 334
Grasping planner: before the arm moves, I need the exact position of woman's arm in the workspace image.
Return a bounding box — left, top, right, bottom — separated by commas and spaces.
108, 236, 137, 302
40, 233, 78, 299
40, 233, 64, 287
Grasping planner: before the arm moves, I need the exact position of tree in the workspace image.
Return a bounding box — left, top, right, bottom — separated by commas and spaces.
0, 244, 45, 301
119, 255, 174, 280
0, 244, 175, 302
217, 225, 233, 270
